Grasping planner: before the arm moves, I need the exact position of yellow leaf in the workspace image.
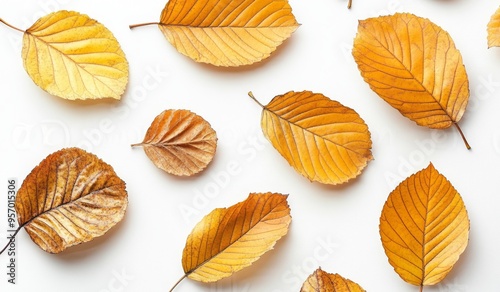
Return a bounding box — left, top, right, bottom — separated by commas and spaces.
301, 268, 365, 292
488, 7, 500, 48
132, 109, 217, 176
173, 193, 290, 288
131, 0, 299, 67
352, 13, 470, 148
20, 10, 129, 100
14, 148, 128, 254
379, 163, 469, 288
250, 91, 372, 185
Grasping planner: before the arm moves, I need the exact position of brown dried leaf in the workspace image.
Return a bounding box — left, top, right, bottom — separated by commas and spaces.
133, 109, 217, 176
301, 268, 365, 292
14, 148, 127, 253
251, 90, 372, 185
380, 163, 469, 288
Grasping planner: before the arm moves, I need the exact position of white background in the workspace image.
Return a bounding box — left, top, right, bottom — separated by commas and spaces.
0, 0, 498, 291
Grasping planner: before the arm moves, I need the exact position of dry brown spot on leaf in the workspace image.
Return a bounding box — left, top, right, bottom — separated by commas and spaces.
379, 163, 469, 288
488, 7, 500, 48
15, 148, 127, 254
131, 0, 299, 67
171, 193, 290, 289
8, 10, 129, 100
250, 90, 372, 185
352, 13, 470, 149
301, 268, 365, 292
133, 109, 217, 176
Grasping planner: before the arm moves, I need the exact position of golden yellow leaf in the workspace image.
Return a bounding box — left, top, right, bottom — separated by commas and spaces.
13, 148, 127, 254
250, 91, 372, 185
301, 268, 365, 292
488, 7, 500, 48
132, 109, 217, 176
379, 163, 469, 288
131, 0, 299, 67
18, 10, 129, 100
171, 193, 291, 288
352, 13, 470, 148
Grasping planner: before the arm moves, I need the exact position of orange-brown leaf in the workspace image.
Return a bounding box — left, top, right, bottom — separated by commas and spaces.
182, 193, 291, 282
352, 13, 469, 130
301, 268, 365, 292
488, 7, 500, 48
256, 90, 372, 185
15, 148, 128, 253
158, 0, 299, 66
379, 163, 469, 287
133, 109, 217, 176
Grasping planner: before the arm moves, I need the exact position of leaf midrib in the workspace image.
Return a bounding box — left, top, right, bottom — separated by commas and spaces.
20, 182, 124, 232
159, 23, 298, 29
264, 106, 370, 157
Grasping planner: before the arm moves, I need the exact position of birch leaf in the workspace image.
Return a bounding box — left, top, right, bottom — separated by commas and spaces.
12, 148, 127, 254
132, 109, 217, 176
171, 193, 291, 289
379, 163, 470, 289
301, 268, 365, 292
249, 91, 372, 185
0, 11, 129, 100
488, 6, 500, 48
130, 0, 299, 67
352, 13, 471, 149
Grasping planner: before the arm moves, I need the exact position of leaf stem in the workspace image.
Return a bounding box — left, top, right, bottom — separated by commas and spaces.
453, 123, 471, 150
420, 285, 423, 292
131, 143, 144, 147
348, 0, 352, 9
169, 274, 188, 292
248, 91, 264, 108
0, 18, 24, 33
129, 22, 160, 29
0, 227, 22, 255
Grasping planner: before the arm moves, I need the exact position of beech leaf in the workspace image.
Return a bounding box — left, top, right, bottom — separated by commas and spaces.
352, 13, 471, 149
130, 0, 299, 67
379, 163, 469, 289
301, 268, 365, 292
3, 148, 128, 254
1, 11, 129, 100
249, 91, 373, 185
171, 193, 291, 290
488, 6, 500, 48
132, 109, 217, 176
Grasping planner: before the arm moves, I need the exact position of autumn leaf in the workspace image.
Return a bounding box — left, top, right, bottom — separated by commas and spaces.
129, 0, 299, 67
488, 7, 500, 48
352, 13, 471, 149
0, 11, 129, 100
170, 193, 291, 290
301, 268, 365, 292
379, 163, 469, 289
0, 148, 127, 254
132, 109, 217, 176
249, 91, 372, 185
